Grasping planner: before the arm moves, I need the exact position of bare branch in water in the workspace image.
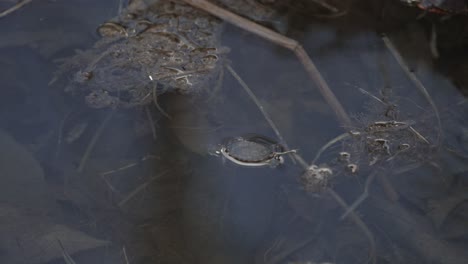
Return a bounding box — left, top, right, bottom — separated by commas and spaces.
0, 0, 32, 18
118, 170, 169, 208
78, 109, 115, 172
226, 64, 376, 264
340, 171, 377, 220
382, 35, 442, 145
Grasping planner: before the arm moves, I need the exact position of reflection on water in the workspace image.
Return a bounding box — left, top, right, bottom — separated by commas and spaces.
0, 0, 467, 263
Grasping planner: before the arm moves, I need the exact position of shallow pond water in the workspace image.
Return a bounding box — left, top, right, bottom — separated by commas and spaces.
0, 1, 467, 264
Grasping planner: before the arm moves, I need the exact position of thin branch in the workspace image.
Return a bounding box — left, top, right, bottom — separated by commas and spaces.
227, 63, 375, 264
78, 109, 115, 172
328, 188, 376, 264
340, 171, 377, 220
152, 83, 172, 119
226, 64, 298, 164
118, 170, 169, 208
225, 64, 289, 149
123, 246, 130, 264
382, 35, 442, 145
145, 106, 158, 140
311, 132, 349, 164
310, 0, 340, 13
0, 0, 32, 18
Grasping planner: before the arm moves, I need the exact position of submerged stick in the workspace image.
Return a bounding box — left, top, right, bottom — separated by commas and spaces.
181, 0, 352, 127
226, 65, 290, 150
118, 169, 169, 208
78, 109, 115, 172
328, 188, 376, 264
310, 0, 340, 13
311, 132, 349, 164
226, 64, 298, 164
382, 35, 442, 145
227, 64, 376, 264
0, 0, 32, 18
340, 171, 377, 220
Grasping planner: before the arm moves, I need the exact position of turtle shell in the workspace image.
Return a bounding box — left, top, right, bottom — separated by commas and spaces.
223, 137, 279, 163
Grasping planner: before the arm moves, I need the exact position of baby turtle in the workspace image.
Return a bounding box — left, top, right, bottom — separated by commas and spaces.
217, 135, 296, 167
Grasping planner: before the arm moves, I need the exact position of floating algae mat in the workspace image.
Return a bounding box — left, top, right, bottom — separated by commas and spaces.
53, 0, 226, 108
52, 0, 284, 109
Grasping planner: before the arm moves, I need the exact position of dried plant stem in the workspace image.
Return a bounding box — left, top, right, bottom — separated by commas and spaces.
78, 109, 115, 172
0, 0, 32, 18
328, 188, 376, 264
227, 64, 375, 264
340, 171, 377, 220
225, 65, 290, 149
181, 0, 351, 127
118, 0, 124, 15
311, 132, 349, 164
123, 246, 130, 264
382, 35, 442, 145
118, 170, 169, 208
58, 239, 78, 264
152, 85, 172, 119
100, 162, 139, 176
377, 173, 399, 202
55, 111, 72, 161
205, 66, 225, 102
145, 106, 158, 140
310, 0, 340, 13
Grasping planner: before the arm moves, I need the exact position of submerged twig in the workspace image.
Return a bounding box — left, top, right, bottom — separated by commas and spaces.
118, 170, 169, 208
310, 0, 340, 13
328, 188, 377, 264
377, 173, 399, 202
78, 109, 115, 172
58, 239, 77, 264
0, 0, 32, 18
123, 246, 130, 264
145, 106, 157, 140
181, 0, 352, 127
225, 64, 290, 150
55, 110, 72, 161
226, 64, 376, 264
100, 155, 159, 176
359, 88, 385, 105
226, 64, 299, 164
118, 0, 124, 15
205, 65, 225, 102
311, 132, 349, 164
408, 125, 430, 144
340, 171, 377, 220
382, 35, 442, 145
100, 162, 139, 176
152, 83, 172, 119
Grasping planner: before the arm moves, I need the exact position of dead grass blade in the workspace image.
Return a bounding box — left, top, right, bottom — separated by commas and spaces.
225, 64, 376, 264
382, 35, 442, 145
78, 109, 115, 172
118, 170, 169, 208
0, 0, 32, 18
